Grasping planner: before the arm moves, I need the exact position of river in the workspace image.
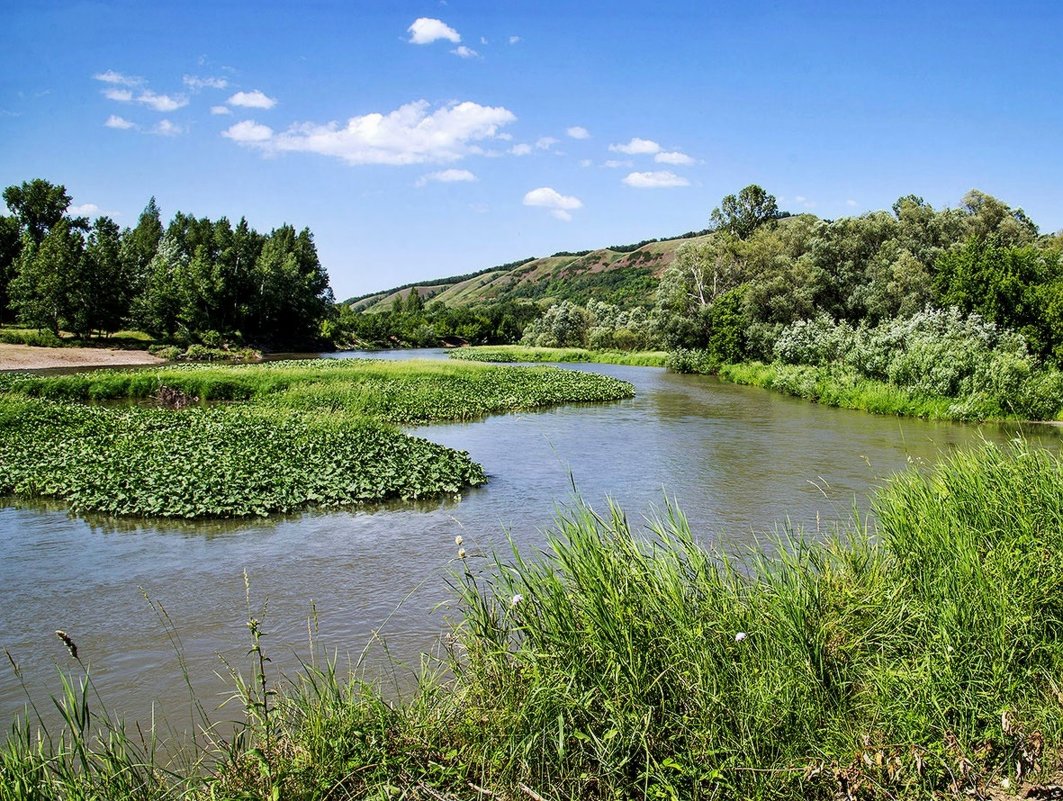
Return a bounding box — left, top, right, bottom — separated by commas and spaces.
0, 350, 1056, 733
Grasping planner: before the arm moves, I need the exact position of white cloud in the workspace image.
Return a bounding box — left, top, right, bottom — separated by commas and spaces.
104, 88, 133, 102
655, 150, 694, 166
452, 45, 478, 58
152, 119, 183, 136
226, 100, 516, 165
579, 159, 593, 167
524, 186, 582, 221
69, 203, 100, 216
104, 114, 135, 130
536, 136, 558, 150
228, 90, 277, 109
93, 70, 142, 86
509, 35, 521, 44
223, 120, 274, 143
603, 159, 633, 169
566, 126, 590, 140
480, 36, 488, 45
846, 198, 858, 207
609, 137, 661, 155
496, 132, 513, 141
137, 90, 188, 112
622, 170, 689, 188
210, 105, 232, 115
408, 17, 461, 44
416, 168, 477, 187
183, 75, 228, 90
510, 143, 532, 156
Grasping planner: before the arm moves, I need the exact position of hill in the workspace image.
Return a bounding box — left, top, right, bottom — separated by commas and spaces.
345, 231, 713, 312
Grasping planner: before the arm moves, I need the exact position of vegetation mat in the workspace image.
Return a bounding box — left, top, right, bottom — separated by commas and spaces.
0, 359, 633, 517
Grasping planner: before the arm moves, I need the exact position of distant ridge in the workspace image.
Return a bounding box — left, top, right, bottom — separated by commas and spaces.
345, 228, 712, 312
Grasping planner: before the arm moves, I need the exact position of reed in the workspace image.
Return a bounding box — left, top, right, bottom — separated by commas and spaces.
4, 442, 1061, 798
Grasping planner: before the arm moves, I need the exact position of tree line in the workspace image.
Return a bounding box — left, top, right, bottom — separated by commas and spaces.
0, 179, 335, 349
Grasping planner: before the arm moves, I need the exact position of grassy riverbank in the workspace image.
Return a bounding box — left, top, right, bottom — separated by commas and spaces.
448, 344, 669, 366
5, 441, 1063, 799
0, 359, 633, 517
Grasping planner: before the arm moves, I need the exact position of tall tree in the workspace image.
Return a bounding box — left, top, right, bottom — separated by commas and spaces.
710, 184, 780, 240
9, 218, 85, 334
78, 216, 129, 336
3, 179, 73, 245
0, 215, 20, 323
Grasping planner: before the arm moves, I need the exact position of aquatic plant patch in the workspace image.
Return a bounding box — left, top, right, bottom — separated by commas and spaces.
0, 359, 634, 517
0, 396, 485, 517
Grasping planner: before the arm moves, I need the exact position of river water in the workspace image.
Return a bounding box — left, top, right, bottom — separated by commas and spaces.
1, 350, 1057, 732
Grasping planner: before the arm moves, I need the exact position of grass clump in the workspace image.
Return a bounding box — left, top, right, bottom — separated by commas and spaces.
0, 359, 633, 517
4, 442, 1063, 797
449, 344, 669, 367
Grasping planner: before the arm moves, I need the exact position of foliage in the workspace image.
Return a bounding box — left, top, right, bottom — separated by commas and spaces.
0, 360, 634, 517
710, 183, 780, 239
448, 345, 668, 366
0, 179, 336, 349
10, 444, 1063, 798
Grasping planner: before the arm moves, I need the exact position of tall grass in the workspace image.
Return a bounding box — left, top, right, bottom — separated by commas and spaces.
4, 442, 1062, 798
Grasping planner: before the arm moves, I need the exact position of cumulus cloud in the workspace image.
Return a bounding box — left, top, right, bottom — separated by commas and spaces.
536, 136, 558, 150
211, 105, 232, 115
523, 186, 582, 221
603, 159, 633, 169
609, 137, 661, 155
579, 159, 593, 167
655, 150, 694, 166
416, 168, 477, 187
452, 45, 478, 58
69, 203, 100, 216
183, 75, 229, 90
510, 143, 532, 156
224, 100, 516, 165
93, 70, 142, 86
104, 114, 135, 130
408, 17, 461, 44
223, 120, 274, 143
566, 126, 590, 140
622, 170, 689, 188
509, 35, 521, 44
152, 119, 184, 136
138, 90, 188, 112
103, 88, 133, 102
228, 90, 277, 109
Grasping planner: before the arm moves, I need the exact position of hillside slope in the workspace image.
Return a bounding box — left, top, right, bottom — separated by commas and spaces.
347, 233, 712, 312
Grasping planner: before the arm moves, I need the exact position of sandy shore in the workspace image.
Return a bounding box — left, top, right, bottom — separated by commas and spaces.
0, 343, 163, 371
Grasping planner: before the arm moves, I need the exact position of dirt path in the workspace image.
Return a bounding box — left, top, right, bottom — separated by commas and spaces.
0, 343, 163, 370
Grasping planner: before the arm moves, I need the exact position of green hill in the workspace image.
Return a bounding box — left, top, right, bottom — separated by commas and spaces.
346, 232, 713, 312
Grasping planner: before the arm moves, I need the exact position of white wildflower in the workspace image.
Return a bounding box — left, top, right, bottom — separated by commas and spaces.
735, 631, 747, 642
510, 594, 523, 607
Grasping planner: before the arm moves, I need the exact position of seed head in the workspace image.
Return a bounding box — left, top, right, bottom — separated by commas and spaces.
55, 630, 78, 659
735, 631, 747, 643
510, 594, 524, 607
454, 535, 464, 546
458, 548, 467, 559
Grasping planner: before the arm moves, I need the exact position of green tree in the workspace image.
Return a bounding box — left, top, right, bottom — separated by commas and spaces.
3, 179, 72, 245
132, 233, 185, 338
710, 184, 779, 240
0, 215, 20, 322
9, 218, 85, 334
77, 216, 128, 336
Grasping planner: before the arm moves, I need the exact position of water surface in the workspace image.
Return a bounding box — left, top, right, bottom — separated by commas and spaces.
1, 351, 1055, 730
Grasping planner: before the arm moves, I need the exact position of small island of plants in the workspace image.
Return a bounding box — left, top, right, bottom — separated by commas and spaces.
0, 359, 634, 518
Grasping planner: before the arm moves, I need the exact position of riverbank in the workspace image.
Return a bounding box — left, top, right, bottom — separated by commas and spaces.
0, 342, 164, 370
448, 344, 669, 366
6, 441, 1062, 799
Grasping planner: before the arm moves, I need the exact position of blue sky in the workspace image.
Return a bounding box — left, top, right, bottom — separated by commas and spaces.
2, 1, 1061, 300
